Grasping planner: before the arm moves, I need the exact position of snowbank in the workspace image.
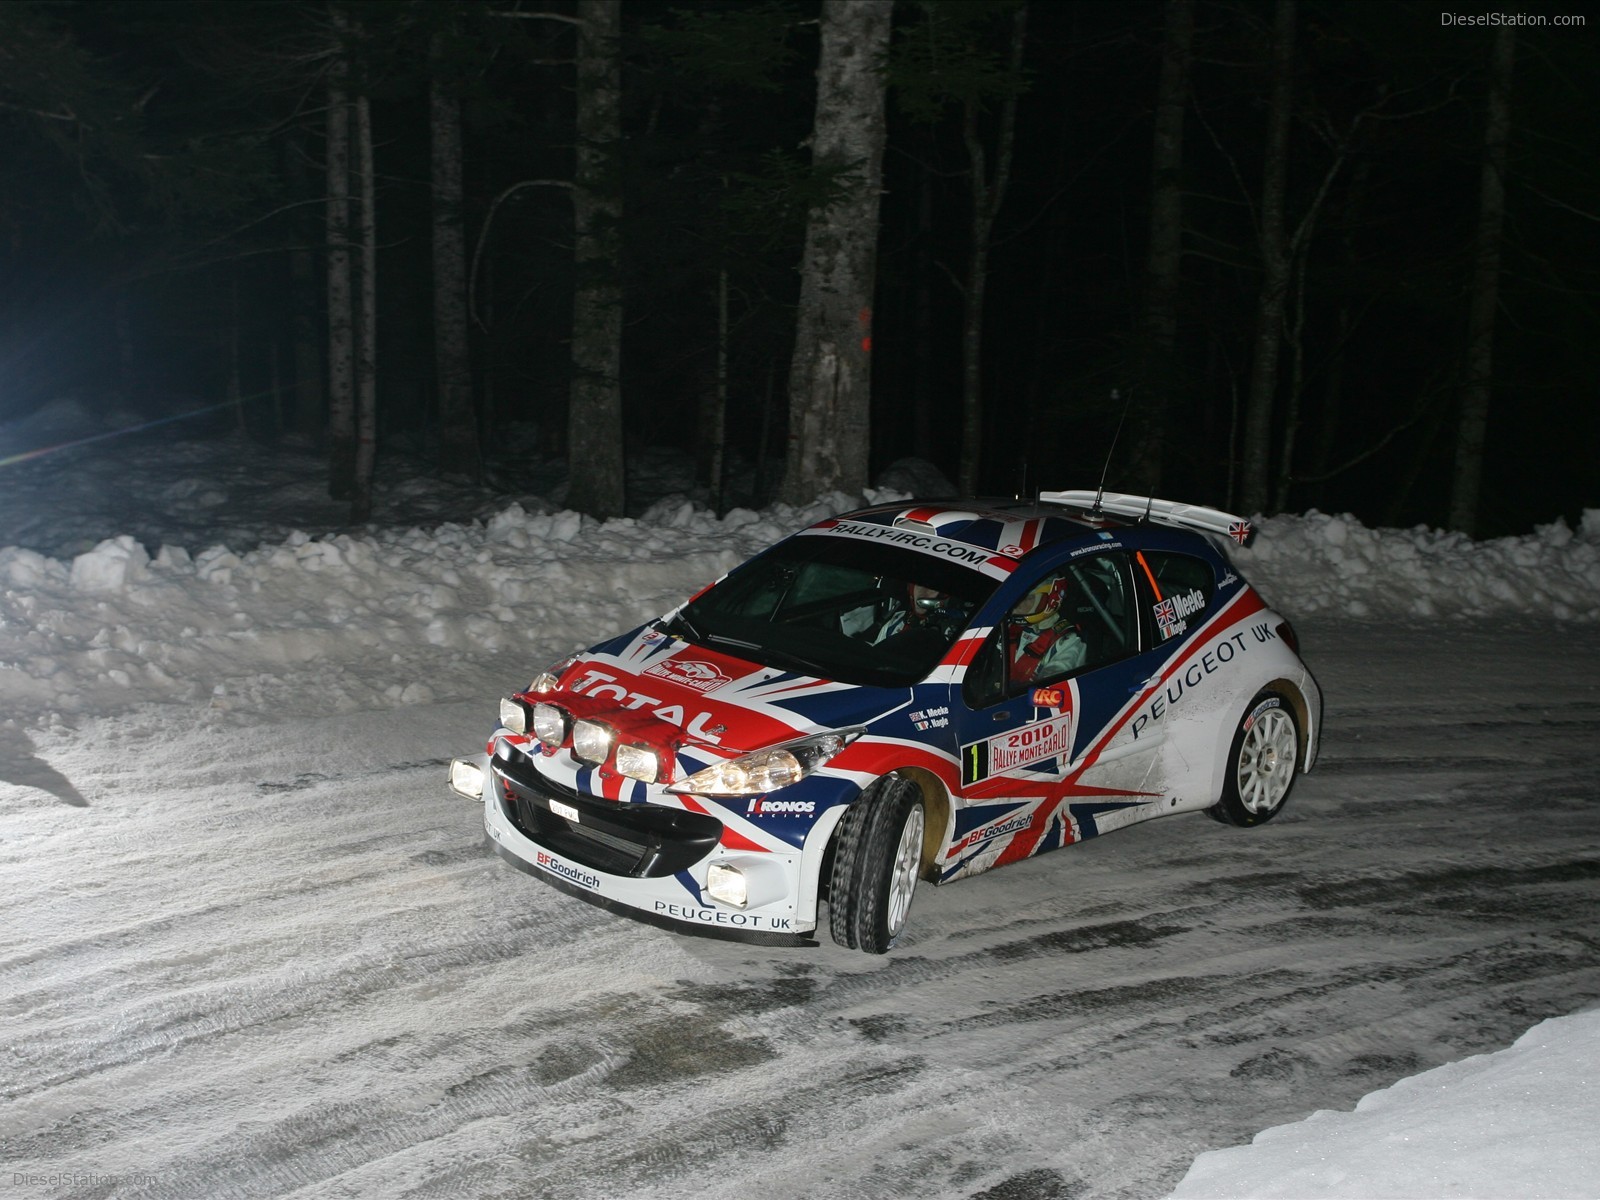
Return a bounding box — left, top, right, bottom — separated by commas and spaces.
0, 493, 868, 722
1169, 1007, 1600, 1199
1238, 509, 1600, 623
4, 497, 1599, 725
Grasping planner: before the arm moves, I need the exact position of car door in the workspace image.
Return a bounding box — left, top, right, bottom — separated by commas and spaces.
940, 551, 1163, 880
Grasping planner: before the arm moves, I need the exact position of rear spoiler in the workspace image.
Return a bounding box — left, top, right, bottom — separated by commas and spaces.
1041, 490, 1256, 548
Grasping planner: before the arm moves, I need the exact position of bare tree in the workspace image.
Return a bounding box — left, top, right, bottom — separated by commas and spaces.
781, 0, 893, 504
325, 3, 355, 502
349, 86, 377, 522
1128, 0, 1193, 495
891, 0, 1028, 495
566, 0, 625, 518
1449, 24, 1516, 536
430, 31, 479, 479
708, 264, 730, 513
1238, 0, 1295, 516
955, 2, 1025, 497
283, 131, 325, 437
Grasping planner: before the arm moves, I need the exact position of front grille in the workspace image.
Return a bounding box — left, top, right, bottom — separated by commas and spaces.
492, 749, 724, 878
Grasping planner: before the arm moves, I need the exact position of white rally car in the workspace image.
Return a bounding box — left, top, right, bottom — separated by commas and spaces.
449, 491, 1321, 953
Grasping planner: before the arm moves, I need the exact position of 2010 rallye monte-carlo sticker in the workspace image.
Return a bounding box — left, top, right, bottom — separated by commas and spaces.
962, 712, 1075, 785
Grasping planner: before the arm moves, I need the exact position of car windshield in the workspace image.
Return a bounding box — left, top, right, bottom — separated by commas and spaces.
668, 535, 998, 688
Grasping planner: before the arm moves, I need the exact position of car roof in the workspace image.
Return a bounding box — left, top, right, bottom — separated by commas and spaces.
819, 493, 1249, 565
820, 498, 1117, 559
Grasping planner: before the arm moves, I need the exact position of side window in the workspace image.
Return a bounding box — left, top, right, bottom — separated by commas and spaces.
1131, 551, 1215, 644
964, 555, 1139, 707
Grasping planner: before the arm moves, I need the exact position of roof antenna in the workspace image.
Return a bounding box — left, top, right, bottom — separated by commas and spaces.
1093, 387, 1132, 514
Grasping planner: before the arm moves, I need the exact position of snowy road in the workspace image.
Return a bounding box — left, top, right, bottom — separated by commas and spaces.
5, 619, 1599, 1200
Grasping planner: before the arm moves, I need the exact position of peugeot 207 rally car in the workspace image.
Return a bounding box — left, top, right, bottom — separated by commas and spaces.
448, 490, 1322, 953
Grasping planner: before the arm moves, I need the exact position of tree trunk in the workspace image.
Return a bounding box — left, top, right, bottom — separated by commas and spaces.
284, 130, 325, 437
1238, 0, 1295, 516
566, 0, 626, 519
780, 0, 893, 505
1448, 24, 1515, 536
956, 2, 1025, 497
1129, 0, 1193, 495
350, 90, 377, 523
709, 266, 729, 514
755, 360, 776, 507
430, 35, 479, 480
325, 2, 355, 501
1273, 238, 1311, 511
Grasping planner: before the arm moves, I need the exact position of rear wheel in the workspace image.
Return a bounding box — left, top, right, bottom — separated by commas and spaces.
827, 776, 925, 953
1210, 691, 1300, 827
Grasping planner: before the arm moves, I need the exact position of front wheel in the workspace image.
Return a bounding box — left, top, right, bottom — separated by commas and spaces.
1209, 691, 1300, 827
827, 776, 925, 953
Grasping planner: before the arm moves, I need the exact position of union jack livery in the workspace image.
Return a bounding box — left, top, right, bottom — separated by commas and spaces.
448, 491, 1322, 953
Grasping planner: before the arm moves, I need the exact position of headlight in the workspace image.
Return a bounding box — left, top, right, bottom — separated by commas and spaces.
667, 729, 862, 796
572, 718, 616, 764
706, 861, 748, 907
499, 696, 531, 734
448, 758, 485, 800
704, 856, 788, 909
531, 702, 568, 749
614, 742, 661, 784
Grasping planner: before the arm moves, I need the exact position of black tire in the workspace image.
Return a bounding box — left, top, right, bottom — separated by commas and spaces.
827, 776, 925, 953
1209, 690, 1301, 827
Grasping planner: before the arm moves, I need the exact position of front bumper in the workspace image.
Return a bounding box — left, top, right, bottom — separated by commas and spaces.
467, 743, 817, 946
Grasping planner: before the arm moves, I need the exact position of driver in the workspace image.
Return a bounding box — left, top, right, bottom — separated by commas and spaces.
874, 582, 963, 644
1008, 576, 1087, 684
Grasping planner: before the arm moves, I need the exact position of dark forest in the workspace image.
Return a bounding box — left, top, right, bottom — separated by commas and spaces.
2, 0, 1595, 536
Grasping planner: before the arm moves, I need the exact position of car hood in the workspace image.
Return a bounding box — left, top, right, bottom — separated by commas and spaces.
536, 626, 914, 765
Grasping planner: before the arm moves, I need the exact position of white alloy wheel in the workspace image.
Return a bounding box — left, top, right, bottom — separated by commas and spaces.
1210, 692, 1301, 828
1235, 705, 1298, 814
886, 802, 925, 937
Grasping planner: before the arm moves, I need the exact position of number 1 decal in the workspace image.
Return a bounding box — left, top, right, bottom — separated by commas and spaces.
963, 740, 990, 786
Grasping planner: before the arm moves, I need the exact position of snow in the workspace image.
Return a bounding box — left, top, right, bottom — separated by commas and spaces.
1169, 1008, 1600, 1199
2, 400, 1598, 1199
1238, 509, 1600, 624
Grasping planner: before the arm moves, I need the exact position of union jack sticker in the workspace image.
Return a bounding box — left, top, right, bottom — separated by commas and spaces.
1228, 520, 1252, 545
1153, 598, 1184, 640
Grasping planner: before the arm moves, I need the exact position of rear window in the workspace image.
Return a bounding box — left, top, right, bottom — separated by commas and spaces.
1132, 550, 1215, 643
